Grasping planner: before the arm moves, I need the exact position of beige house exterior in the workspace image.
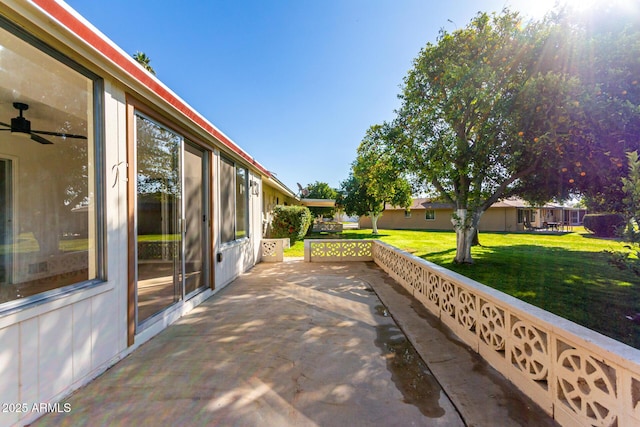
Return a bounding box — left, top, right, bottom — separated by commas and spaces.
262, 175, 300, 236
359, 198, 587, 232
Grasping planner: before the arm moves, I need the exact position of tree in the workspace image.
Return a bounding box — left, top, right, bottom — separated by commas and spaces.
393, 10, 583, 263
305, 181, 338, 219
609, 151, 640, 275
339, 124, 412, 235
504, 3, 640, 212
133, 51, 156, 75
564, 7, 640, 212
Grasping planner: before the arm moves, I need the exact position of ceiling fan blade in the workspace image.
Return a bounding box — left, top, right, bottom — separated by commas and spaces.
30, 133, 54, 145
0, 121, 11, 129
32, 129, 87, 139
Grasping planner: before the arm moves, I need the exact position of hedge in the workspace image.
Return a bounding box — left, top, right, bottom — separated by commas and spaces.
583, 213, 625, 237
271, 205, 313, 245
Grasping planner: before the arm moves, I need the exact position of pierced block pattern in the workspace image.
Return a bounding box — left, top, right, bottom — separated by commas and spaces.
395, 256, 408, 281
14, 251, 89, 282
309, 240, 372, 259
479, 302, 505, 351
137, 241, 177, 260
511, 320, 549, 381
632, 376, 640, 418
456, 290, 476, 331
262, 241, 278, 257
440, 280, 456, 319
426, 272, 440, 307
556, 349, 617, 427
398, 258, 420, 291
403, 260, 424, 294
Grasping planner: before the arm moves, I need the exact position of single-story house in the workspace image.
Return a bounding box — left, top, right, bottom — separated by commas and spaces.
0, 1, 297, 425
358, 198, 587, 232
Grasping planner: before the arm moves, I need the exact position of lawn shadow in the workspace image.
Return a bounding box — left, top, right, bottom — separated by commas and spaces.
416, 248, 456, 258
578, 233, 623, 241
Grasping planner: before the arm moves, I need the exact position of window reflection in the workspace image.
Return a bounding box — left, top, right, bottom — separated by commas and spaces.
0, 22, 96, 305
220, 156, 249, 243
135, 115, 182, 323
235, 167, 248, 239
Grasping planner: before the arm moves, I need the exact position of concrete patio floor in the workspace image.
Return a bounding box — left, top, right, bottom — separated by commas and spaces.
33, 260, 557, 427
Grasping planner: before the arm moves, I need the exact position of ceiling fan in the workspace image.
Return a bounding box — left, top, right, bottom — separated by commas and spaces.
0, 102, 87, 145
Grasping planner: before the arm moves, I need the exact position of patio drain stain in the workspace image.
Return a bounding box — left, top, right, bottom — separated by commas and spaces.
375, 304, 390, 317
374, 321, 446, 418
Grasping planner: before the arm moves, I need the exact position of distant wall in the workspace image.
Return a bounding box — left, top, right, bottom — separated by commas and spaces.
359, 208, 518, 232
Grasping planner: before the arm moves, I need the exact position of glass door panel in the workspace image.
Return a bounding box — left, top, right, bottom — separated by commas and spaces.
135, 115, 182, 324
184, 143, 207, 296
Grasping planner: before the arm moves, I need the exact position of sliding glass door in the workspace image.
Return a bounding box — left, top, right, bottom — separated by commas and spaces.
134, 114, 209, 325
183, 143, 207, 296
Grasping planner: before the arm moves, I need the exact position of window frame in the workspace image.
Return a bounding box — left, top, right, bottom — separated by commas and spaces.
234, 165, 249, 240
517, 208, 536, 224
425, 209, 436, 221
220, 155, 249, 244
0, 16, 105, 314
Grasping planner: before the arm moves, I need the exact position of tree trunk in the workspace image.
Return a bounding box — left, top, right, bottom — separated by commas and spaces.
454, 227, 475, 264
452, 208, 481, 263
471, 228, 480, 246
369, 212, 381, 235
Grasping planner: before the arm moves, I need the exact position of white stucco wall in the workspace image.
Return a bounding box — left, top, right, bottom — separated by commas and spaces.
0, 80, 128, 427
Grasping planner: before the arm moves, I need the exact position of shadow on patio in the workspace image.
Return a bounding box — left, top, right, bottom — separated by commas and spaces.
33, 260, 555, 427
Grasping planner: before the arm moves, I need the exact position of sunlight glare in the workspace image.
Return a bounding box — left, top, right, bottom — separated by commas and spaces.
510, 0, 639, 19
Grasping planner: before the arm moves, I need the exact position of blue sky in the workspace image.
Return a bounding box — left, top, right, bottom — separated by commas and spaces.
65, 0, 563, 192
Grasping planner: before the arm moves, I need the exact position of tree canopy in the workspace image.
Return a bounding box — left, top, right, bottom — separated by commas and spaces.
133, 51, 156, 75
511, 6, 640, 212
339, 124, 412, 234
561, 8, 640, 211
304, 181, 338, 219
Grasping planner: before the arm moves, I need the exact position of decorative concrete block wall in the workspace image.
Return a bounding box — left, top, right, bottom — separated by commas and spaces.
261, 239, 286, 262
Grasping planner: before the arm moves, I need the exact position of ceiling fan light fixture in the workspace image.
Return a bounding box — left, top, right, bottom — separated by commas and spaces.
10, 116, 31, 137
1, 102, 85, 144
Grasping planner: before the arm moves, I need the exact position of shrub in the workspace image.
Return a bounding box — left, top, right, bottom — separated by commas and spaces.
583, 213, 624, 237
271, 205, 312, 245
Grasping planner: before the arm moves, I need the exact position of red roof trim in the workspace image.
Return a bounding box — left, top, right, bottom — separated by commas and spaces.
31, 0, 270, 176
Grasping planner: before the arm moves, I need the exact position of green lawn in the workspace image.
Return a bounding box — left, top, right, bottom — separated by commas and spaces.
285, 228, 640, 349
0, 233, 89, 254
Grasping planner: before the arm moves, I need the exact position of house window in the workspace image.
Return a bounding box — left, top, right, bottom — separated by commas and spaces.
220, 156, 249, 243
235, 166, 248, 239
404, 209, 411, 218
517, 209, 536, 224
0, 18, 102, 308
425, 210, 436, 220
